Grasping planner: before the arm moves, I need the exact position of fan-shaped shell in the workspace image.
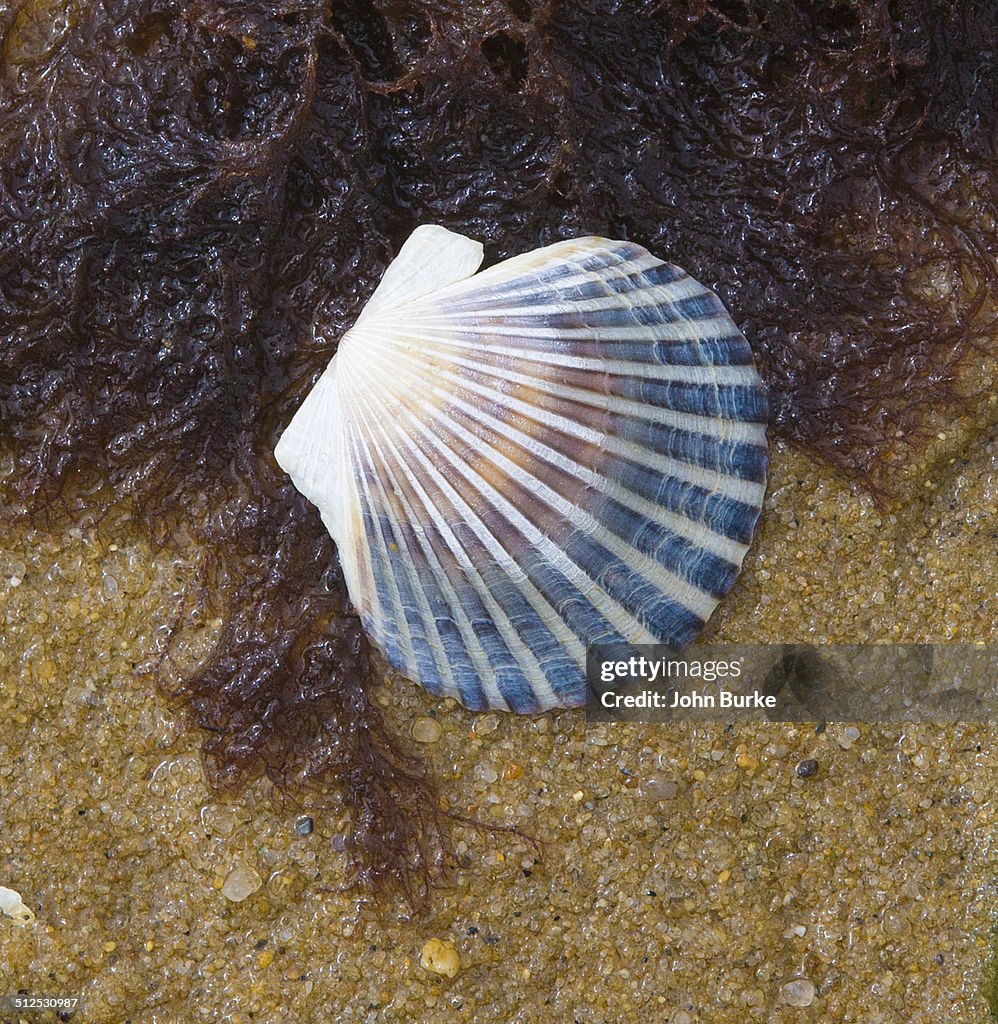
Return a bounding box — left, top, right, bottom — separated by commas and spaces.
275, 225, 768, 712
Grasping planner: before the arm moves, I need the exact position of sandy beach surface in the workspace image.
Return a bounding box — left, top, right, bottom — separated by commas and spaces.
2, 392, 996, 1023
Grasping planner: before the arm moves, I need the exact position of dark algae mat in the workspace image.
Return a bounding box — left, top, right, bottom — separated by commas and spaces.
1, 2, 996, 1021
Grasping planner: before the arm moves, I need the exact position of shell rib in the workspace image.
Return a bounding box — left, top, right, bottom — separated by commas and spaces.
275, 225, 768, 712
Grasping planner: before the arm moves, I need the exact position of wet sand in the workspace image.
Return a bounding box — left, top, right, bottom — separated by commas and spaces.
1, 395, 997, 1021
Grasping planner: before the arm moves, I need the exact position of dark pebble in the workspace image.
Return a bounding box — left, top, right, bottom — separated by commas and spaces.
796, 758, 819, 778
295, 815, 314, 835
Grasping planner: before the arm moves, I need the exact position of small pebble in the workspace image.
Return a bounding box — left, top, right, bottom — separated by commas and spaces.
221, 861, 262, 902
639, 775, 678, 801
736, 746, 759, 770
882, 909, 910, 938
837, 726, 861, 750
796, 758, 819, 778
295, 816, 314, 836
420, 937, 460, 978
473, 714, 500, 736
412, 717, 442, 743
780, 979, 817, 1007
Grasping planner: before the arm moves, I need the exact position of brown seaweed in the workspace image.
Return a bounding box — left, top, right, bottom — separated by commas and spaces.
1, 0, 995, 898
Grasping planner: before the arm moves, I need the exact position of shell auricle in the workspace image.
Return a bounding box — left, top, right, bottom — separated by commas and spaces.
275, 225, 768, 712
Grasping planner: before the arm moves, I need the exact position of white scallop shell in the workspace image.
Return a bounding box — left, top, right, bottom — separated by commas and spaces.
276, 225, 768, 712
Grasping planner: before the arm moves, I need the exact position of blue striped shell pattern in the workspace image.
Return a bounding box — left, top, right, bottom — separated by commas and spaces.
274, 225, 768, 713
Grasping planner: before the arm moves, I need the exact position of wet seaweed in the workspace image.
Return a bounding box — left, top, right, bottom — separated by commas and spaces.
1, 0, 995, 898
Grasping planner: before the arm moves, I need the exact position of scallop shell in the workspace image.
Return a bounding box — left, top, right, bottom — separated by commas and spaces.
275, 225, 768, 712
